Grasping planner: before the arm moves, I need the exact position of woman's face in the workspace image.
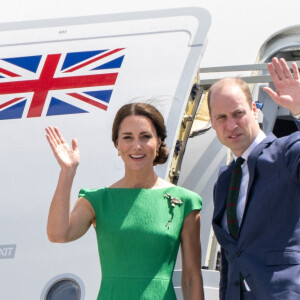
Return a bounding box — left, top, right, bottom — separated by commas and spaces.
116, 115, 161, 172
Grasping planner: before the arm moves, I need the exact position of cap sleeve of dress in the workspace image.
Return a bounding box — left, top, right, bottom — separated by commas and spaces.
183, 190, 202, 219
78, 188, 95, 208
78, 188, 106, 213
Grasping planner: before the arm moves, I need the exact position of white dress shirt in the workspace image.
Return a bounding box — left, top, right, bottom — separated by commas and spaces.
222, 130, 267, 233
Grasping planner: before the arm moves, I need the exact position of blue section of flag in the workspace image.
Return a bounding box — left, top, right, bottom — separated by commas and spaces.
47, 97, 88, 116
0, 100, 26, 120
3, 55, 42, 73
93, 56, 125, 70
61, 50, 107, 70
84, 90, 112, 103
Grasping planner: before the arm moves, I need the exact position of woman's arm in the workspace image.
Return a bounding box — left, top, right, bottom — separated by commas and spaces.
181, 210, 204, 300
46, 126, 95, 243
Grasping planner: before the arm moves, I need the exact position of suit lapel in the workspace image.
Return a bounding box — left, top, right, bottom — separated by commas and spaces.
212, 162, 239, 244
213, 163, 234, 224
246, 133, 276, 198
240, 133, 276, 228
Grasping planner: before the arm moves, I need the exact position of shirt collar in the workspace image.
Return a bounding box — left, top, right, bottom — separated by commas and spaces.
233, 130, 266, 161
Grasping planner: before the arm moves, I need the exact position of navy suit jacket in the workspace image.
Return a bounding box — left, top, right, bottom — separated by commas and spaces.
212, 120, 300, 300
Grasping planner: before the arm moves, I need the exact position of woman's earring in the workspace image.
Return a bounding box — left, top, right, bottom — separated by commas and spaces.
156, 150, 159, 157
118, 151, 121, 156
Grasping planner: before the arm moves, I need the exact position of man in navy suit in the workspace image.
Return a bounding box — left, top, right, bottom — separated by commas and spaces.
208, 57, 300, 300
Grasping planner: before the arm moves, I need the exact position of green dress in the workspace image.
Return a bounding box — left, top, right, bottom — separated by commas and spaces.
79, 186, 202, 300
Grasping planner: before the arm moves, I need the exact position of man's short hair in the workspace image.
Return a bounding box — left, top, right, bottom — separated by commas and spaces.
207, 77, 253, 116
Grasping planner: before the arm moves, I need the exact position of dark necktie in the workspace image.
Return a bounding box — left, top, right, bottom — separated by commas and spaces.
226, 157, 245, 239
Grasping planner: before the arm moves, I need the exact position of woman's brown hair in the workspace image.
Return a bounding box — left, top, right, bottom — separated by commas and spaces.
112, 102, 169, 165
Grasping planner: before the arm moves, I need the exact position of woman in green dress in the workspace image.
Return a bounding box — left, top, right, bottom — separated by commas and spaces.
46, 102, 204, 299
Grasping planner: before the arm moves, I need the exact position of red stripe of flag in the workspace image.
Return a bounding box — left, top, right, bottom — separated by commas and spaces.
68, 92, 108, 111
0, 97, 24, 109
0, 73, 118, 94
26, 54, 61, 117
0, 67, 20, 77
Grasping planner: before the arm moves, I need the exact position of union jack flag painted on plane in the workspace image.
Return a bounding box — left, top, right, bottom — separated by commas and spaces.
0, 48, 125, 120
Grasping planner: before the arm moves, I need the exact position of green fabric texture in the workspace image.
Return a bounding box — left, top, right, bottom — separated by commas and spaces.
226, 157, 245, 239
78, 186, 202, 300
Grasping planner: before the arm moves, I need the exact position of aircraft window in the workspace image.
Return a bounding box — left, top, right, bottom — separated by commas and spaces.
46, 279, 81, 300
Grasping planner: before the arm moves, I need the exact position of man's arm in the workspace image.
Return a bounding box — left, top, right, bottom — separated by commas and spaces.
264, 58, 300, 181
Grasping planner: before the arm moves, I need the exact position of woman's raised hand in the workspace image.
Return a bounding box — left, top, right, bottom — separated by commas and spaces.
45, 126, 80, 172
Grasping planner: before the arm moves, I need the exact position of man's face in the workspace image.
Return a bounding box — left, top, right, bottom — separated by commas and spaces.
210, 83, 260, 157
